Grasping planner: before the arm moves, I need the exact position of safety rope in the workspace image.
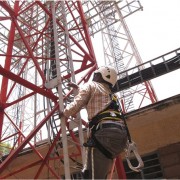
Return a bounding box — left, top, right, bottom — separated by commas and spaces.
121, 112, 144, 172
109, 159, 116, 179
111, 93, 144, 172
91, 148, 94, 180
83, 147, 88, 172
120, 112, 132, 142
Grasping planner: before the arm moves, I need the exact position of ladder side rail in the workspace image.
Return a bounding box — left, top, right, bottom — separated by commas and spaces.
51, 2, 70, 179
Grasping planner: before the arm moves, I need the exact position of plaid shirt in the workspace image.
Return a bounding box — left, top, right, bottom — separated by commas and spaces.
64, 81, 112, 120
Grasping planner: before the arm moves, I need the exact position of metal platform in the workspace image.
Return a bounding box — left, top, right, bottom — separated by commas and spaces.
113, 48, 180, 93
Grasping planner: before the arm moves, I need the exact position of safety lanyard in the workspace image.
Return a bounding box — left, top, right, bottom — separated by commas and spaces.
112, 94, 144, 172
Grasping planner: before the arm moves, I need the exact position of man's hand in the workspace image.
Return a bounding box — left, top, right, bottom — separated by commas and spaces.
59, 111, 64, 118
59, 111, 76, 119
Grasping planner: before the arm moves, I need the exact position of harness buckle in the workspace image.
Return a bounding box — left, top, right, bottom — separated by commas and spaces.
83, 138, 96, 147
125, 140, 144, 172
84, 125, 96, 147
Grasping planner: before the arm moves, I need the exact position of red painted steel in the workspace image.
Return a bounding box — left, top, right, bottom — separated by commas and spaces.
0, 104, 59, 173
0, 1, 145, 178
0, 1, 97, 178
0, 1, 18, 138
115, 156, 127, 179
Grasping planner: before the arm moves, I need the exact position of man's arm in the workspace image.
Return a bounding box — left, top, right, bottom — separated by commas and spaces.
60, 83, 91, 118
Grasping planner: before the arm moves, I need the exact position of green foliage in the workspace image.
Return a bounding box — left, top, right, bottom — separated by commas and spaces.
0, 142, 11, 156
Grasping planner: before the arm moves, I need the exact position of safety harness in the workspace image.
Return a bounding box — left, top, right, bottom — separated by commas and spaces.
82, 94, 122, 178
89, 94, 123, 128
84, 94, 123, 159
82, 93, 144, 179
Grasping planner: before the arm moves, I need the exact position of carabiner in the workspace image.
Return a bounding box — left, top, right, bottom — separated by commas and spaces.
125, 140, 144, 172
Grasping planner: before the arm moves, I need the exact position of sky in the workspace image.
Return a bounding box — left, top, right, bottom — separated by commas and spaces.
124, 0, 180, 101
1, 0, 180, 102
0, 0, 179, 140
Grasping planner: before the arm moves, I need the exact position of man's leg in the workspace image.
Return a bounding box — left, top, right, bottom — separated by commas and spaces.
85, 147, 113, 179
94, 148, 113, 179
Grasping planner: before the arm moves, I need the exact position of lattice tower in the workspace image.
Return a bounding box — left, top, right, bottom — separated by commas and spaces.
0, 1, 156, 178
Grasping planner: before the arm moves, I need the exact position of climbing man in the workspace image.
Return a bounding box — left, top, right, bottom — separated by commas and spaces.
60, 66, 128, 179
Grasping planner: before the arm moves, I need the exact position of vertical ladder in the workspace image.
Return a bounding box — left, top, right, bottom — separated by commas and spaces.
99, 1, 134, 112
53, 2, 71, 178
44, 1, 85, 178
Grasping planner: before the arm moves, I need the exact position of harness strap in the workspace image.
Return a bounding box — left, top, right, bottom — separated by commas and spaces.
83, 131, 113, 159
89, 93, 122, 127
92, 134, 113, 159
89, 110, 122, 128
85, 93, 122, 160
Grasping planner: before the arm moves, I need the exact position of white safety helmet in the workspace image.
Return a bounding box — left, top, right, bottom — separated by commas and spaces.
94, 66, 117, 87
